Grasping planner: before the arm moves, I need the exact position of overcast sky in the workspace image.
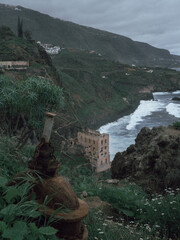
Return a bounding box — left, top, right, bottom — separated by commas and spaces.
1, 0, 180, 55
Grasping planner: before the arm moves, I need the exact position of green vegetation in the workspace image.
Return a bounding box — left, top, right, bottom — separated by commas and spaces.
0, 75, 64, 147
0, 25, 61, 91
57, 152, 180, 239
0, 136, 29, 178
96, 185, 180, 238
0, 26, 35, 61
0, 137, 60, 240
1, 3, 180, 67
0, 25, 179, 130
84, 209, 153, 240
17, 16, 23, 38
0, 25, 15, 40
24, 30, 32, 41
0, 23, 179, 239
0, 136, 179, 239
173, 121, 180, 130
0, 177, 59, 240
53, 49, 180, 128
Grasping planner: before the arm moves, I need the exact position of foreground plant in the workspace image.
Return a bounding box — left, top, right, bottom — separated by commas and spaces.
0, 176, 60, 240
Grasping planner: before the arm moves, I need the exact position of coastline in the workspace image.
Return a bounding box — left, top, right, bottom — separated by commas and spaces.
98, 90, 180, 160
89, 92, 153, 130
92, 87, 180, 131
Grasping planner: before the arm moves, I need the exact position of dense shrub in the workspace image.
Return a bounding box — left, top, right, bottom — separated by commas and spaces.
0, 76, 64, 147
173, 121, 180, 130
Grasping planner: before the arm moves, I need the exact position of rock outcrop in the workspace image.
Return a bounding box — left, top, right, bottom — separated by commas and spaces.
111, 126, 180, 193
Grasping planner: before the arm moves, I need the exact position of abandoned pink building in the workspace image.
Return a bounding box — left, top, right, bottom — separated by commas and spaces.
77, 129, 111, 173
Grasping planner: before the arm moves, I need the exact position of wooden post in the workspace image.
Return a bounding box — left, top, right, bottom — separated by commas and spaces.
42, 112, 56, 143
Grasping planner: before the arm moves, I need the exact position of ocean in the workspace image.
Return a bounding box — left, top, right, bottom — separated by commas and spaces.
99, 90, 180, 160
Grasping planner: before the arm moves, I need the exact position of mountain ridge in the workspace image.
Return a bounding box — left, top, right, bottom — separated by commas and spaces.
1, 3, 180, 68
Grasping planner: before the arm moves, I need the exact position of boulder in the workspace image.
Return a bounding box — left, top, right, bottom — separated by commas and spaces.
111, 126, 180, 193
172, 97, 180, 101
104, 179, 119, 184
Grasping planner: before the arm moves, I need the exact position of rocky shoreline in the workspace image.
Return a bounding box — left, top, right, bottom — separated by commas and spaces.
90, 92, 153, 130
111, 125, 180, 193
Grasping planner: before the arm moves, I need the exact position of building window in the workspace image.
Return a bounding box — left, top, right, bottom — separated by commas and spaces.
93, 140, 95, 144
105, 139, 107, 144
105, 159, 107, 164
89, 139, 91, 143
101, 140, 103, 145
105, 146, 107, 150
93, 147, 95, 151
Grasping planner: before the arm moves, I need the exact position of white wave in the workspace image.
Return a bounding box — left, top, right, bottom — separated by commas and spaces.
166, 103, 180, 118
172, 90, 180, 94
126, 100, 165, 130
153, 90, 180, 95
99, 115, 130, 133
99, 120, 120, 133
153, 92, 171, 95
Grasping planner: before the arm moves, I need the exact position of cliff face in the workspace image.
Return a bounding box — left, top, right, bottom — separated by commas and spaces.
0, 3, 180, 68
53, 49, 180, 129
111, 126, 180, 193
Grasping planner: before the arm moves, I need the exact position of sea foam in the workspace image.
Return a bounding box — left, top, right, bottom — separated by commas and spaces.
172, 90, 180, 94
166, 103, 180, 118
99, 115, 130, 133
126, 100, 164, 130
153, 92, 171, 96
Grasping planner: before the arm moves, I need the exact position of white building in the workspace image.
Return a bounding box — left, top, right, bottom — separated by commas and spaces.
37, 41, 61, 55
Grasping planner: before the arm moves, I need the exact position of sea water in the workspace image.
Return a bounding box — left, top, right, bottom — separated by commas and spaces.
99, 90, 180, 160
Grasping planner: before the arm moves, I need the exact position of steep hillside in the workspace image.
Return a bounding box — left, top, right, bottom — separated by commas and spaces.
0, 26, 82, 147
1, 25, 180, 131
0, 25, 60, 84
0, 3, 180, 68
53, 49, 180, 129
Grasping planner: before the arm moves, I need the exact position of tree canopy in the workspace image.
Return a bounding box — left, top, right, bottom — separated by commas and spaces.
17, 16, 23, 38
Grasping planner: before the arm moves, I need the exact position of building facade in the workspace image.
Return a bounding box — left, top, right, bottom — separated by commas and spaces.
77, 129, 111, 173
0, 61, 29, 70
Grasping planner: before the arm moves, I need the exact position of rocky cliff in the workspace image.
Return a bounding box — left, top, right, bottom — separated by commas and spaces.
111, 126, 180, 193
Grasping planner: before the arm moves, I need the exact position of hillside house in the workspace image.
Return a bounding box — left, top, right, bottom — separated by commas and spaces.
0, 61, 29, 70
37, 41, 60, 55
77, 129, 111, 173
